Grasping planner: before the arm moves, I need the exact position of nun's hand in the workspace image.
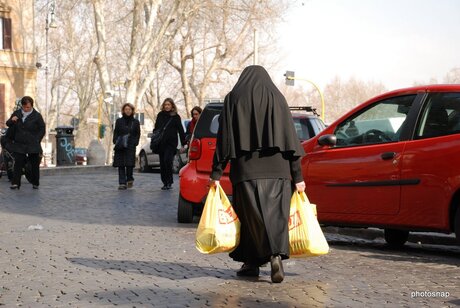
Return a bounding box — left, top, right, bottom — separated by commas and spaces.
209, 179, 219, 187
295, 181, 306, 193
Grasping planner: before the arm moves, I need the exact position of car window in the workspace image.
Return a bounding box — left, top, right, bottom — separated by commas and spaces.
193, 104, 222, 138
293, 118, 311, 141
334, 95, 416, 147
416, 92, 460, 139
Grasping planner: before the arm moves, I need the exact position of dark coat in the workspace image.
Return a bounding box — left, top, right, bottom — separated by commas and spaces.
154, 111, 186, 150
112, 116, 140, 167
6, 109, 45, 154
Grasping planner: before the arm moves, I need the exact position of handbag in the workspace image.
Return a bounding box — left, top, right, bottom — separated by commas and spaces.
150, 117, 173, 154
114, 121, 133, 151
195, 183, 240, 254
289, 191, 329, 257
114, 134, 129, 150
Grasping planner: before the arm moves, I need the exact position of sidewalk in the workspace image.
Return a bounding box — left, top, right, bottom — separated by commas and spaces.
40, 164, 113, 176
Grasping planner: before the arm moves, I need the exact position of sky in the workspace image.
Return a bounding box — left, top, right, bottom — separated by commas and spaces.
274, 0, 460, 91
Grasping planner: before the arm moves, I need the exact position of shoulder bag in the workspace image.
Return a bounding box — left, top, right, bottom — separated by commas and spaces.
114, 121, 133, 151
150, 117, 173, 154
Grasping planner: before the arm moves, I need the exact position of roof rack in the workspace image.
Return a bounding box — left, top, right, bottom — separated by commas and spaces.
289, 106, 319, 116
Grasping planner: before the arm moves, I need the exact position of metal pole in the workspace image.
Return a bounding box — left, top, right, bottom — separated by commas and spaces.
44, 14, 49, 166
253, 28, 258, 65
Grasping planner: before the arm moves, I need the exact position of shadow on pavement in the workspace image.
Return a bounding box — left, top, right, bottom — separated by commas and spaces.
328, 239, 460, 265
67, 257, 298, 282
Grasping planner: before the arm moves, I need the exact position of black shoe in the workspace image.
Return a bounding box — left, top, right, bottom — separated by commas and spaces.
161, 185, 168, 190
236, 263, 260, 277
118, 184, 127, 190
166, 184, 172, 190
127, 181, 133, 188
270, 255, 284, 283
32, 185, 39, 189
10, 184, 20, 190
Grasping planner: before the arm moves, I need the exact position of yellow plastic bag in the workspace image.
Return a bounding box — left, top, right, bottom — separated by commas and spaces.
289, 191, 329, 257
195, 183, 240, 254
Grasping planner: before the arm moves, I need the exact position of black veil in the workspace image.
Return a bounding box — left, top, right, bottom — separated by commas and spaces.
216, 65, 305, 160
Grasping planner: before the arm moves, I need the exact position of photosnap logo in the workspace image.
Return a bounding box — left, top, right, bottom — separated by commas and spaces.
410, 290, 450, 299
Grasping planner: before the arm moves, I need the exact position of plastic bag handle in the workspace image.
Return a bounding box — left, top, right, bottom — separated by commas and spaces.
296, 190, 311, 205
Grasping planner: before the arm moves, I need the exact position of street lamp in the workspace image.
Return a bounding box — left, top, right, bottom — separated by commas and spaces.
284, 71, 326, 121
44, 0, 57, 165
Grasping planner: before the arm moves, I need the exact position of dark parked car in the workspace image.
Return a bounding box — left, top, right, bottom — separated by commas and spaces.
301, 85, 460, 246
178, 103, 325, 223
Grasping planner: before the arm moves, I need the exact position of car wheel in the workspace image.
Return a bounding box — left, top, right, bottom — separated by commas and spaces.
455, 207, 460, 244
178, 195, 194, 223
139, 151, 151, 173
384, 229, 409, 248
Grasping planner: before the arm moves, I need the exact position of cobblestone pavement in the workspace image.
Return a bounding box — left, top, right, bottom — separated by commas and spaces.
0, 170, 459, 307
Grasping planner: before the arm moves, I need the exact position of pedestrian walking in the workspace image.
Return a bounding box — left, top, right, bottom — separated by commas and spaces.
6, 96, 45, 190
154, 98, 186, 190
210, 65, 306, 283
113, 103, 140, 190
185, 106, 202, 143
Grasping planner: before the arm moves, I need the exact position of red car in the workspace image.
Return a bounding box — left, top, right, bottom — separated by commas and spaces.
301, 85, 460, 246
178, 103, 325, 223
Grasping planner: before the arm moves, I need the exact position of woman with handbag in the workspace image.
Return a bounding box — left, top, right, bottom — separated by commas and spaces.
113, 103, 140, 190
6, 96, 45, 190
154, 98, 186, 190
210, 65, 306, 283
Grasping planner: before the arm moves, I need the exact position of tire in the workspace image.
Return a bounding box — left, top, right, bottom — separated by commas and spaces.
455, 208, 460, 244
384, 229, 409, 248
178, 195, 194, 223
139, 151, 151, 173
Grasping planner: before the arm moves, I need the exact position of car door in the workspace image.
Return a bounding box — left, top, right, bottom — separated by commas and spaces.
306, 94, 417, 216
400, 92, 460, 229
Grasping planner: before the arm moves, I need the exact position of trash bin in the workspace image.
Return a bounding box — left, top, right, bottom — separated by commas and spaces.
55, 126, 75, 166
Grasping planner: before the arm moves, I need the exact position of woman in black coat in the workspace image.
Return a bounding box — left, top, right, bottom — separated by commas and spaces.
6, 96, 45, 190
154, 98, 186, 190
210, 66, 306, 283
113, 103, 141, 190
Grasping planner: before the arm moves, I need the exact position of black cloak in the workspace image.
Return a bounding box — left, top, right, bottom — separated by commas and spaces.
216, 65, 305, 162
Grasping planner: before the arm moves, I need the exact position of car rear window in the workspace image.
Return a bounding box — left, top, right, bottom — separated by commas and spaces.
193, 103, 223, 138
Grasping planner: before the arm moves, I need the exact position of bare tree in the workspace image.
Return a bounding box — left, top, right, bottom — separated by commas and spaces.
167, 0, 290, 116
91, 0, 191, 108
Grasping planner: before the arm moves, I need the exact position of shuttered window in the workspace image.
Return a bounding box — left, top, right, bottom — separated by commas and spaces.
1, 18, 12, 50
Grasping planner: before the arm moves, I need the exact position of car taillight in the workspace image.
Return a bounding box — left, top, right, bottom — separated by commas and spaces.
188, 138, 201, 160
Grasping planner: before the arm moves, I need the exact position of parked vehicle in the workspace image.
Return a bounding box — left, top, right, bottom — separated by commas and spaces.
178, 103, 325, 223
138, 119, 190, 173
301, 85, 460, 246
74, 147, 87, 165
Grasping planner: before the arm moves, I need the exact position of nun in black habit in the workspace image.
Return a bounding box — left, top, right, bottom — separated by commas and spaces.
210, 65, 306, 283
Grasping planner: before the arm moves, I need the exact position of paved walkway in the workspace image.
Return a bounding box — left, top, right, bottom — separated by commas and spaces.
0, 171, 459, 307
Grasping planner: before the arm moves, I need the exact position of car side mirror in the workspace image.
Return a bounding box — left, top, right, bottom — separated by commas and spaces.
318, 134, 337, 146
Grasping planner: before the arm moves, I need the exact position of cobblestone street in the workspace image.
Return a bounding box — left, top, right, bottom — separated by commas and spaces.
0, 170, 459, 307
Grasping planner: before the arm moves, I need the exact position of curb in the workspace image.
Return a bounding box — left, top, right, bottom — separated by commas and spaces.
41, 165, 114, 176
323, 226, 458, 246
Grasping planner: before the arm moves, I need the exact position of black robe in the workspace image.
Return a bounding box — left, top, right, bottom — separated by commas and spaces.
211, 65, 305, 265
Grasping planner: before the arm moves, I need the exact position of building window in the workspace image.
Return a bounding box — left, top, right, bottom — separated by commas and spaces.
1, 17, 12, 50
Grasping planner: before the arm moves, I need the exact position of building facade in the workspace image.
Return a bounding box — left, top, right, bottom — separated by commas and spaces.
0, 0, 36, 128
